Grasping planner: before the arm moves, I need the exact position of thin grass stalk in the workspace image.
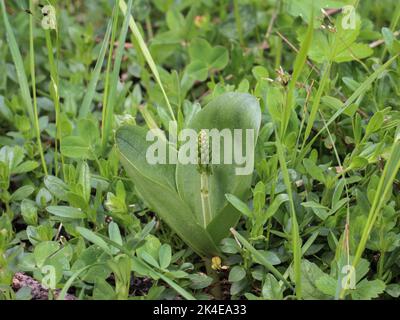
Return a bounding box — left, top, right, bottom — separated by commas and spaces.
101, 5, 120, 151
119, 0, 176, 123
102, 0, 133, 152
281, 12, 313, 138
302, 62, 331, 146
319, 111, 352, 299
79, 21, 113, 118
296, 55, 399, 166
233, 0, 244, 46
0, 0, 34, 125
45, 28, 63, 176
275, 132, 302, 299
29, 0, 48, 175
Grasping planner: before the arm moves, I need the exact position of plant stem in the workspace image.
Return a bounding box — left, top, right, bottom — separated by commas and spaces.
101, 4, 119, 150
378, 251, 385, 279
204, 258, 222, 300
145, 15, 153, 39
200, 172, 212, 227
233, 0, 244, 46
29, 0, 48, 176
45, 29, 63, 177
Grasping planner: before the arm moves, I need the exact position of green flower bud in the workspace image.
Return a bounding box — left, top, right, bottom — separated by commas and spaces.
197, 129, 212, 175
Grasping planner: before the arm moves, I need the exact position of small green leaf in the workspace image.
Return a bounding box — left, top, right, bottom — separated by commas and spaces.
351, 279, 386, 300
188, 273, 213, 290
229, 266, 246, 282
44, 175, 69, 200
11, 185, 35, 201
34, 241, 60, 267
365, 111, 384, 137
303, 159, 326, 184
349, 156, 369, 170
46, 206, 86, 219
225, 194, 252, 218
61, 136, 91, 159
76, 226, 112, 254
186, 61, 209, 81
159, 244, 172, 269
140, 251, 160, 268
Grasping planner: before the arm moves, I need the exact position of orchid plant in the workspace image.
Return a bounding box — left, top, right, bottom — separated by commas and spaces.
116, 92, 261, 258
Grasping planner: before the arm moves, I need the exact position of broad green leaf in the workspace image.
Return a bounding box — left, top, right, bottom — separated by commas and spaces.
315, 274, 337, 297
349, 156, 369, 170
140, 251, 160, 268
46, 206, 86, 219
115, 125, 219, 257
176, 93, 261, 242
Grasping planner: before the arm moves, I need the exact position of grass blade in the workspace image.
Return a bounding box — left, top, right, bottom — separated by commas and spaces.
302, 62, 331, 144
233, 0, 244, 46
281, 12, 313, 137
275, 132, 302, 299
29, 0, 48, 175
79, 20, 112, 118
45, 24, 63, 176
101, 0, 133, 151
119, 0, 176, 123
100, 4, 120, 152
1, 0, 34, 124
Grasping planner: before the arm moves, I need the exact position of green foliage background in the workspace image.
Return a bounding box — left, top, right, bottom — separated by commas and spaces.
0, 0, 400, 300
